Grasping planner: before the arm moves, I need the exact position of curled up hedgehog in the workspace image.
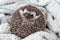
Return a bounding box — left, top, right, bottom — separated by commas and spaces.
9, 3, 47, 39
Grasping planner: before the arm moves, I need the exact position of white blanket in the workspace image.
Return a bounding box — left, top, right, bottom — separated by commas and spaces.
0, 0, 60, 40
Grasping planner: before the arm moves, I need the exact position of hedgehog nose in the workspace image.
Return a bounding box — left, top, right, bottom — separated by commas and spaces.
24, 13, 34, 19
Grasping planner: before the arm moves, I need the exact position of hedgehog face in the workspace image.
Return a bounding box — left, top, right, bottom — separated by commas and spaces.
19, 9, 34, 20
19, 7, 40, 21
23, 13, 34, 19
10, 5, 47, 39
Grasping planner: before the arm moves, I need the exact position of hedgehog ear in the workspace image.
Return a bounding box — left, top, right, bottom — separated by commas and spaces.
24, 8, 30, 13
19, 10, 24, 17
19, 10, 24, 14
40, 8, 47, 14
39, 7, 47, 20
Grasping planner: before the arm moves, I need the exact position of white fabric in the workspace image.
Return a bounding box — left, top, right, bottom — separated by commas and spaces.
0, 0, 60, 40
46, 0, 60, 36
24, 0, 51, 6
22, 31, 58, 40
0, 34, 21, 40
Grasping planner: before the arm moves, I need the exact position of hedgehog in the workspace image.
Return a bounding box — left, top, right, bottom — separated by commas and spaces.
9, 4, 47, 39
